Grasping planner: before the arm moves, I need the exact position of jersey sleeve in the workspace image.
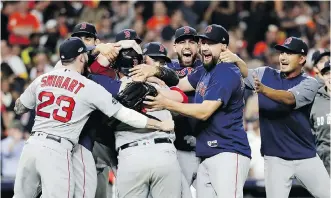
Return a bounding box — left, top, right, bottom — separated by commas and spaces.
187, 66, 204, 89
89, 74, 121, 95
87, 82, 123, 118
244, 67, 266, 89
288, 77, 319, 109
19, 78, 38, 109
204, 65, 238, 108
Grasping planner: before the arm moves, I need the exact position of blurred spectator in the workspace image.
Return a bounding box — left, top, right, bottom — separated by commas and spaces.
253, 25, 279, 58
1, 2, 17, 41
134, 1, 145, 21
179, 0, 199, 27
30, 51, 53, 80
245, 94, 264, 180
96, 13, 115, 42
1, 40, 28, 79
31, 1, 51, 32
203, 1, 237, 30
7, 2, 40, 46
21, 33, 43, 70
57, 8, 69, 38
146, 2, 170, 32
161, 9, 186, 42
112, 1, 135, 34
40, 19, 61, 54
133, 20, 146, 41
1, 120, 25, 178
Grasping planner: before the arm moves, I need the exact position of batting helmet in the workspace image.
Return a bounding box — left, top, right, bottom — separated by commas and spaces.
113, 48, 143, 76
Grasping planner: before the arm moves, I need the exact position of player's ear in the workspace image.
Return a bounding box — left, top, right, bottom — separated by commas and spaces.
173, 43, 177, 53
95, 39, 101, 45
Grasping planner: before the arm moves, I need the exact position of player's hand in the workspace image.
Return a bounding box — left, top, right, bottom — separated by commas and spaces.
143, 90, 168, 111
129, 64, 159, 78
95, 43, 121, 62
159, 119, 175, 132
253, 73, 265, 93
131, 74, 147, 82
146, 76, 166, 87
219, 49, 239, 64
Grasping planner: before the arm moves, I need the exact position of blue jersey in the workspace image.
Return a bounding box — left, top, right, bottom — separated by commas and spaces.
167, 59, 203, 151
188, 63, 251, 158
245, 67, 319, 160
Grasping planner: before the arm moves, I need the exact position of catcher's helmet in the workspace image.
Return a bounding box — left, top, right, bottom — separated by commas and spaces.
113, 48, 143, 76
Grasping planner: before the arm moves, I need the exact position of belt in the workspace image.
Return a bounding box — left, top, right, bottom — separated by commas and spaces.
119, 138, 172, 151
31, 132, 74, 147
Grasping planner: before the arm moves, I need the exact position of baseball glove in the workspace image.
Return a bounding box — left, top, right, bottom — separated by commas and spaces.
115, 81, 158, 112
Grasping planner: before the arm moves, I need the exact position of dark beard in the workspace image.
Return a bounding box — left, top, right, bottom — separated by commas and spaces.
203, 56, 218, 71
178, 53, 197, 67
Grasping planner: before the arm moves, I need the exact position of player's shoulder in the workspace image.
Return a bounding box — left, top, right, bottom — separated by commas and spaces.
214, 62, 239, 74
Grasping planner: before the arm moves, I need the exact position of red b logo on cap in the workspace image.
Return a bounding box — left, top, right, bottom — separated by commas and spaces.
80, 23, 87, 30
124, 30, 131, 39
205, 26, 212, 33
159, 45, 165, 53
184, 26, 190, 34
284, 37, 292, 45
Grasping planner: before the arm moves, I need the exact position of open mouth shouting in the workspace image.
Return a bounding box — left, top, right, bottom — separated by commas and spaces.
181, 50, 194, 64
202, 52, 213, 63
280, 61, 290, 70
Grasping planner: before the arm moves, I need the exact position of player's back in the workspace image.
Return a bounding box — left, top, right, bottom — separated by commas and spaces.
28, 68, 101, 143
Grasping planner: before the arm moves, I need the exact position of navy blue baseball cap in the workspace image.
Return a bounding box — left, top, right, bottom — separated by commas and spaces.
274, 37, 308, 55
59, 37, 95, 61
143, 42, 171, 63
174, 26, 198, 43
197, 24, 229, 45
115, 29, 142, 44
71, 22, 98, 39
311, 49, 330, 65
321, 60, 330, 75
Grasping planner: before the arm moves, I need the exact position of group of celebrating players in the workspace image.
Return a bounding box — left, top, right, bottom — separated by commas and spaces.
13, 20, 330, 198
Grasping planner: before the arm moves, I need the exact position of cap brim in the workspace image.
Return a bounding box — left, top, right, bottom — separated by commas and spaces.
175, 34, 197, 43
147, 54, 171, 63
72, 31, 97, 38
315, 51, 331, 64
274, 44, 301, 54
135, 38, 142, 44
321, 66, 330, 75
196, 35, 218, 43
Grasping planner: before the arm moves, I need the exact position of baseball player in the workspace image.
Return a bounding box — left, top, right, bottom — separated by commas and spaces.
311, 49, 330, 88
144, 24, 251, 198
230, 36, 330, 197
112, 47, 184, 198
13, 37, 174, 198
130, 26, 202, 189
310, 60, 330, 175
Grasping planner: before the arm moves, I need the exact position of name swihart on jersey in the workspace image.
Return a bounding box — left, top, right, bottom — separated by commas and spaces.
40, 75, 85, 94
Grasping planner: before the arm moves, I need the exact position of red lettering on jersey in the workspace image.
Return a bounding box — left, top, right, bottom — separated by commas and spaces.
68, 80, 78, 92
46, 75, 55, 86
51, 75, 58, 87
74, 83, 85, 94
55, 76, 64, 88
41, 76, 48, 87
61, 77, 71, 90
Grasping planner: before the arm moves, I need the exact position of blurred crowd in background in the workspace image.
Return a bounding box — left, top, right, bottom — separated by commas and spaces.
0, 0, 330, 189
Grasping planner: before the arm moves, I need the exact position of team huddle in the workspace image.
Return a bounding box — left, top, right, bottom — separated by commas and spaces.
13, 21, 330, 198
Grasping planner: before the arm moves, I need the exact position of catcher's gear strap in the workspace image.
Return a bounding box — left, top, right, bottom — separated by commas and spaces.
113, 106, 148, 129
157, 67, 179, 87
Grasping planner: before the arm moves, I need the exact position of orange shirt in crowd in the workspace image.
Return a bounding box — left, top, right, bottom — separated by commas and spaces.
146, 16, 170, 31
8, 12, 40, 46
